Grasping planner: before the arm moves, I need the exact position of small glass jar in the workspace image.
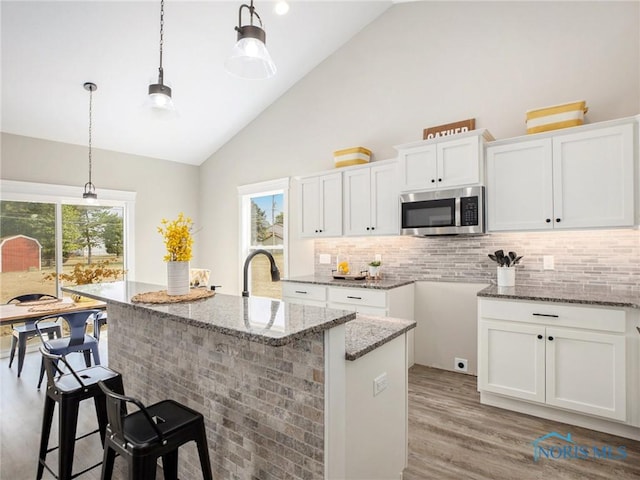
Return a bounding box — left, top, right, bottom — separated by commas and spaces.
336, 252, 350, 275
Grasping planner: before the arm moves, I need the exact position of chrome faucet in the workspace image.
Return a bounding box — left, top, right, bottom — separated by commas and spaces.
242, 249, 280, 297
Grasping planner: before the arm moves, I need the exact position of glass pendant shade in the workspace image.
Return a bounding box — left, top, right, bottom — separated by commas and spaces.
83, 182, 97, 203
148, 82, 175, 111
226, 26, 276, 79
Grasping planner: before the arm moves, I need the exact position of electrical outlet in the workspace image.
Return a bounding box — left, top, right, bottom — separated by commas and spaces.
319, 253, 331, 264
454, 357, 468, 373
373, 373, 388, 396
375, 253, 382, 262
543, 255, 555, 270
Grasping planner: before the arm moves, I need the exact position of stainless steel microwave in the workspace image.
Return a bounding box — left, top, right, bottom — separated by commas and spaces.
400, 186, 486, 236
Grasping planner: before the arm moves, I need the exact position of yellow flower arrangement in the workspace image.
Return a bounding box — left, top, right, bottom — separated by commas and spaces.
157, 213, 194, 262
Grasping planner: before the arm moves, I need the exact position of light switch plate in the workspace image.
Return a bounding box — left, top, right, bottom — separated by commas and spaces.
319, 253, 331, 264
543, 255, 554, 270
373, 373, 388, 396
375, 254, 382, 262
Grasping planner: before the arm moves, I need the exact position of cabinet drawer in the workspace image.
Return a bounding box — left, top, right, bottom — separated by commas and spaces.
282, 283, 327, 301
479, 299, 625, 333
328, 287, 387, 308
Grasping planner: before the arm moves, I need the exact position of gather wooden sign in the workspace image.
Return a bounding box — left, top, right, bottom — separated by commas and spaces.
423, 118, 476, 140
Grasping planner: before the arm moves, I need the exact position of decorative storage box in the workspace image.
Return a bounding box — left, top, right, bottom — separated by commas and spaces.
333, 146, 371, 168
526, 101, 588, 134
189, 268, 211, 288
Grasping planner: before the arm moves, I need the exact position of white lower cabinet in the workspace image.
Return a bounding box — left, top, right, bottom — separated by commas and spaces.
478, 298, 633, 425
545, 326, 625, 420
284, 282, 414, 318
479, 320, 546, 403
283, 282, 416, 364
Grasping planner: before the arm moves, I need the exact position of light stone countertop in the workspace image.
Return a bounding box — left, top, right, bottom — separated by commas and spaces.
63, 281, 355, 346
478, 284, 640, 309
283, 275, 414, 290
345, 315, 416, 361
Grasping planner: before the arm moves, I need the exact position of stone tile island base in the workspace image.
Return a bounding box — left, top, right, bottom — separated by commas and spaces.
107, 303, 326, 479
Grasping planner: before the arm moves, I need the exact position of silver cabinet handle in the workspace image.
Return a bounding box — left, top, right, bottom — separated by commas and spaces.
347, 296, 362, 300
295, 291, 308, 294
532, 313, 559, 318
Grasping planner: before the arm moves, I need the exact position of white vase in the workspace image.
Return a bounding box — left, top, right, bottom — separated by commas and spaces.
167, 261, 190, 295
368, 266, 381, 278
497, 267, 516, 287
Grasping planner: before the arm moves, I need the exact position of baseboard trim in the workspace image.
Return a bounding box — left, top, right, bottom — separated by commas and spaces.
481, 391, 640, 441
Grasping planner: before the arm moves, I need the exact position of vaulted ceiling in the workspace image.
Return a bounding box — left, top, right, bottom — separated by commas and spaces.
1, 1, 392, 165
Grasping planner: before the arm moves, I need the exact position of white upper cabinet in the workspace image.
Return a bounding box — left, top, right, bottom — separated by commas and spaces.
487, 119, 636, 231
343, 162, 398, 236
552, 124, 634, 228
487, 139, 554, 231
299, 172, 342, 237
396, 130, 493, 192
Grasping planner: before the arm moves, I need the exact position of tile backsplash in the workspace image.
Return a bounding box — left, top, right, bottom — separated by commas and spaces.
315, 229, 640, 294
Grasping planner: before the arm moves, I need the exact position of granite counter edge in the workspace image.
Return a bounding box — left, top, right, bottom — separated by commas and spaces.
345, 318, 417, 361
477, 287, 640, 309
282, 278, 415, 290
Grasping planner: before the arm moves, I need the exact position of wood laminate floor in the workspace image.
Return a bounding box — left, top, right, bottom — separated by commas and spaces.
404, 365, 640, 480
1, 340, 638, 479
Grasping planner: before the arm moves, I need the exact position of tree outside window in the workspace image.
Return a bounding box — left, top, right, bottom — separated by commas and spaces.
247, 193, 285, 299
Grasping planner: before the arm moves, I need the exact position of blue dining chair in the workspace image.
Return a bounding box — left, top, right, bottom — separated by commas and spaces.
7, 293, 62, 378
35, 309, 102, 389
93, 311, 108, 342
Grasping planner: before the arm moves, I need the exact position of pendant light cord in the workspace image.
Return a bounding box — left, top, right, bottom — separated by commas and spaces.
158, 0, 165, 82
88, 85, 93, 184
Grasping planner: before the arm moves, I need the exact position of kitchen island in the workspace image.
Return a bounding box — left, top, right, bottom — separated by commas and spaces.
64, 281, 415, 480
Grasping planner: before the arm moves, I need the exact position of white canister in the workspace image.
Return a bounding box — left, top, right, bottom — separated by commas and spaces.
497, 267, 516, 287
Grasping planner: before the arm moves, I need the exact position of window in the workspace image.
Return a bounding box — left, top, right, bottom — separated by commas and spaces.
239, 178, 289, 299
0, 200, 57, 298
0, 180, 135, 355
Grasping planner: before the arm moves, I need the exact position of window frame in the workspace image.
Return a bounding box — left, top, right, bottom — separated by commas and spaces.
0, 179, 136, 295
237, 177, 289, 296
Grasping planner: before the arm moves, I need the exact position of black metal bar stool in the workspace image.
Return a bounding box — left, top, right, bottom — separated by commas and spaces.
37, 348, 124, 480
98, 382, 213, 480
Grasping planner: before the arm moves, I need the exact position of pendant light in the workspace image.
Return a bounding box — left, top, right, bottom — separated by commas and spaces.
225, 0, 276, 79
82, 82, 98, 202
148, 0, 174, 110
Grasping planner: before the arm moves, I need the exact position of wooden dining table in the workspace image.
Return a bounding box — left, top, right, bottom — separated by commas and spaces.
0, 297, 107, 326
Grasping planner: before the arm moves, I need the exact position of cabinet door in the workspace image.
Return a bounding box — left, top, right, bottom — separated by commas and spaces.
399, 145, 437, 191
343, 168, 372, 236
437, 136, 481, 188
552, 124, 634, 228
319, 173, 343, 237
478, 320, 545, 403
299, 177, 320, 237
486, 139, 553, 231
370, 163, 399, 235
546, 327, 626, 421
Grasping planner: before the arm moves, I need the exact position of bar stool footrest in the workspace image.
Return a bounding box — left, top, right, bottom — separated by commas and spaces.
39, 458, 103, 480
44, 427, 101, 455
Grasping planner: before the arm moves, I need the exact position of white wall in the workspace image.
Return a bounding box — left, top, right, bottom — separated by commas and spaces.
198, 1, 640, 294
0, 133, 200, 284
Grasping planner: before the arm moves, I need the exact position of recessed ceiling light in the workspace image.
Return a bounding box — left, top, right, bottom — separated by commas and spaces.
274, 1, 289, 16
